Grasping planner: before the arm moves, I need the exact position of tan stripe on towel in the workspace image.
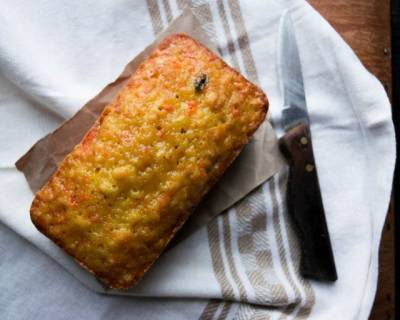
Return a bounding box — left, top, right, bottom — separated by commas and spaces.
216, 0, 240, 70
146, 0, 163, 35
226, 0, 259, 83
270, 176, 302, 305
235, 187, 288, 303
218, 302, 232, 320
278, 305, 296, 320
199, 299, 221, 320
162, 0, 173, 22
222, 213, 248, 301
207, 218, 235, 299
235, 303, 253, 320
253, 308, 272, 320
236, 303, 277, 320
189, 1, 223, 55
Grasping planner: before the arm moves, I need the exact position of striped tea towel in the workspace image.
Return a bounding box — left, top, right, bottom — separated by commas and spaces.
0, 0, 395, 319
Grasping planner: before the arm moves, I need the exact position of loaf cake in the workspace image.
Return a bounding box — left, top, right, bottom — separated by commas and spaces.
30, 34, 268, 289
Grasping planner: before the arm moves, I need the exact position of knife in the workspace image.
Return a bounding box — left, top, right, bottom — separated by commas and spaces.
277, 12, 337, 282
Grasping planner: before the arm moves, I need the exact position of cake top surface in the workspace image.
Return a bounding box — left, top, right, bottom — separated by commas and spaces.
30, 34, 268, 288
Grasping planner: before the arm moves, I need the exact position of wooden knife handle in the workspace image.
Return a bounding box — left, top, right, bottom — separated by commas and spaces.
279, 122, 337, 282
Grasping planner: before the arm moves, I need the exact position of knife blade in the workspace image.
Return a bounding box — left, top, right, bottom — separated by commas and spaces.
277, 11, 337, 282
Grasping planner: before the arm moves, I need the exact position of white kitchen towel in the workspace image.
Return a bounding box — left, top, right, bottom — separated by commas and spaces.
0, 0, 395, 319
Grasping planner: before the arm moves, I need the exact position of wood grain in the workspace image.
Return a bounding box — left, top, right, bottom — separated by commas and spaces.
307, 1, 394, 319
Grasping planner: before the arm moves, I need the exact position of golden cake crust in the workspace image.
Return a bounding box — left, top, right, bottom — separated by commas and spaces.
30, 33, 268, 289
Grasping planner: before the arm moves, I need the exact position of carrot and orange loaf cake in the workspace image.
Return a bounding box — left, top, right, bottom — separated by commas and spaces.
30, 34, 268, 289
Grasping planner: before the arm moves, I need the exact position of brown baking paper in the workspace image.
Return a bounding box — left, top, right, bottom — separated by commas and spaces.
16, 7, 285, 246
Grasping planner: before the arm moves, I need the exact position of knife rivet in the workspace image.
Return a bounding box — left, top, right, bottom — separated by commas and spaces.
305, 164, 314, 172
300, 136, 308, 145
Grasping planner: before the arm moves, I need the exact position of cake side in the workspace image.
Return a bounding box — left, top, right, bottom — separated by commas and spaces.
30, 33, 268, 289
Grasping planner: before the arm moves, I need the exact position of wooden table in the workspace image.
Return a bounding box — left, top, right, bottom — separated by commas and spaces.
307, 1, 395, 319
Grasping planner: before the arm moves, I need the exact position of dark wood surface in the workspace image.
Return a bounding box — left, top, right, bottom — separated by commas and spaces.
391, 0, 399, 314
307, 1, 395, 319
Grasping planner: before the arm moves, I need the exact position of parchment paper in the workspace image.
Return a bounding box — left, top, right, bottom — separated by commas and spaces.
15, 7, 284, 245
